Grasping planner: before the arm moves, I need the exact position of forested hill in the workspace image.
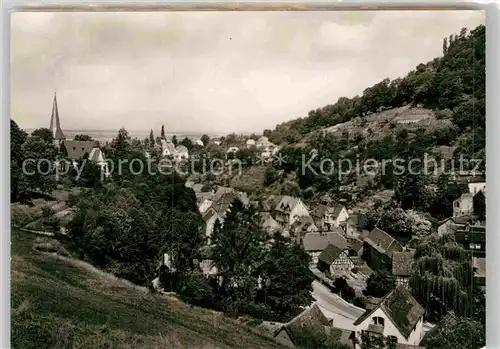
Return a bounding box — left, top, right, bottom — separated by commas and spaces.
264, 25, 485, 151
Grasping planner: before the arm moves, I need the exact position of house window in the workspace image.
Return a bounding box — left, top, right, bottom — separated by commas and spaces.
469, 243, 481, 250
388, 336, 397, 343
73, 147, 76, 151
454, 202, 459, 207
372, 317, 384, 326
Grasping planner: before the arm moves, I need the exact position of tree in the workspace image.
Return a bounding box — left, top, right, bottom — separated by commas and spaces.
172, 135, 178, 146
176, 270, 214, 308
201, 134, 210, 146
473, 190, 485, 220
74, 134, 93, 141
259, 234, 315, 321
180, 137, 193, 150
161, 125, 165, 139
109, 128, 132, 161
363, 271, 396, 298
11, 120, 28, 201
211, 199, 267, 314
16, 136, 58, 200
420, 312, 485, 349
409, 234, 477, 322
394, 172, 432, 211
30, 128, 53, 144
149, 129, 155, 148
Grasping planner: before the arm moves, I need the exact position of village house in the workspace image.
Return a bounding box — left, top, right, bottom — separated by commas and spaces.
312, 204, 349, 231
260, 212, 282, 236
468, 177, 486, 195
161, 139, 176, 157
202, 187, 250, 243
345, 213, 367, 238
272, 196, 310, 228
63, 140, 111, 177
202, 191, 239, 243
392, 251, 415, 289
269, 304, 355, 349
246, 139, 256, 148
198, 196, 214, 214
317, 243, 355, 277
454, 224, 486, 256
195, 139, 204, 146
289, 215, 318, 241
174, 144, 189, 161
437, 215, 471, 236
452, 193, 474, 217
199, 245, 218, 278
363, 228, 403, 271
353, 286, 425, 347
302, 230, 349, 266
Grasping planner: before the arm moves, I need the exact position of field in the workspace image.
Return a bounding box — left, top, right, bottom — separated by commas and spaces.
11, 230, 286, 349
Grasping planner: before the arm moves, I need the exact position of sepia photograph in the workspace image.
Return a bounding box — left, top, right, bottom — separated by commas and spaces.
10, 8, 486, 349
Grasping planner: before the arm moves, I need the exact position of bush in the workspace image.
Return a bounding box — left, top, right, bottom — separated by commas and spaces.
353, 296, 367, 309
177, 271, 215, 308
33, 237, 70, 256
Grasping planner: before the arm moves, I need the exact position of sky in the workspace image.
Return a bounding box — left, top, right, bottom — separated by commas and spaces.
11, 10, 484, 134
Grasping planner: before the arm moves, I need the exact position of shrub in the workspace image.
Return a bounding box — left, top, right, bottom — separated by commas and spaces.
33, 237, 69, 256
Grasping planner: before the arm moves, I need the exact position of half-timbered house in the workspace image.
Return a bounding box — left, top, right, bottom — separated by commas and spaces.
317, 244, 355, 277
391, 251, 415, 289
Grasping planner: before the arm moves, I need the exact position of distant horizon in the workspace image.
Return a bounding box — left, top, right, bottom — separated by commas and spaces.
11, 11, 484, 133
20, 126, 255, 139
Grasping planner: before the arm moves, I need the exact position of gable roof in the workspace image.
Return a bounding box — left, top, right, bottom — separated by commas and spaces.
202, 207, 218, 223
212, 186, 235, 203
283, 304, 331, 346
175, 145, 189, 154
353, 286, 425, 339
318, 244, 345, 265
262, 195, 283, 211
276, 196, 303, 213
192, 183, 204, 193
302, 231, 348, 252
349, 238, 364, 253
312, 204, 345, 219
324, 326, 354, 348
161, 139, 176, 156
88, 147, 105, 162
392, 251, 415, 276
454, 192, 474, 202
63, 140, 98, 160
211, 192, 238, 216
364, 227, 403, 258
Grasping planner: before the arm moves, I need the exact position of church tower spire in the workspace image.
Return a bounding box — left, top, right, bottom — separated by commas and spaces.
49, 91, 65, 144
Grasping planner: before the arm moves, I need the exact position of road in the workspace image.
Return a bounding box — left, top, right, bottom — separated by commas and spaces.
311, 281, 365, 330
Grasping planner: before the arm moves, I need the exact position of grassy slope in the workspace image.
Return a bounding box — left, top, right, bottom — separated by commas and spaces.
11, 231, 286, 349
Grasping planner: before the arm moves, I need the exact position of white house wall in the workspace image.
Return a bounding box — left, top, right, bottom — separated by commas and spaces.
355, 307, 424, 347
468, 182, 486, 195
335, 208, 350, 227
289, 201, 310, 226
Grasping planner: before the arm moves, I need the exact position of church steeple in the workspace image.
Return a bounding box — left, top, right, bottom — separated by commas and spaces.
49, 91, 65, 142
